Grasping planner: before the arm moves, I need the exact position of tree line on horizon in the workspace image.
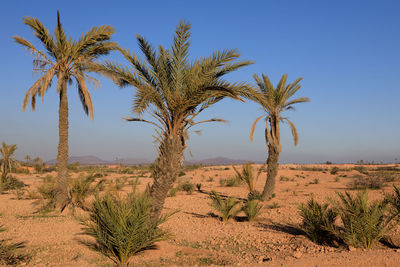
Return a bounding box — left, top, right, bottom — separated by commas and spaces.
12, 11, 309, 217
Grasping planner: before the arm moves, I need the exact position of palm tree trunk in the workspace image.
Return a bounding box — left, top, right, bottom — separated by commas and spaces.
56, 78, 70, 211
262, 145, 280, 200
150, 134, 185, 220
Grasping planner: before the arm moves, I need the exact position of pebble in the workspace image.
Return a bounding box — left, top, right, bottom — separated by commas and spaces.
293, 251, 303, 258
348, 246, 356, 252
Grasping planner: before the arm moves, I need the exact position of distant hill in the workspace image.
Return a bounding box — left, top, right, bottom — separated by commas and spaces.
46, 156, 150, 166
46, 155, 259, 166
184, 157, 262, 166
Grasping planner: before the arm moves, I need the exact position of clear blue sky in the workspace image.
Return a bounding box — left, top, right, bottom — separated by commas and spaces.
1, 0, 399, 164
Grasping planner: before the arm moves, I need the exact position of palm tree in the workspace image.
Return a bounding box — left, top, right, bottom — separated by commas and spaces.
0, 142, 19, 186
94, 21, 253, 219
14, 11, 118, 211
249, 74, 309, 200
24, 155, 31, 163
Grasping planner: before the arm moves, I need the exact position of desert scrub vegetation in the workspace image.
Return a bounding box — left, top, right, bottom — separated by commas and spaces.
209, 191, 241, 222
81, 192, 171, 267
331, 191, 397, 249
232, 162, 261, 199
298, 198, 337, 245
219, 176, 242, 187
242, 200, 263, 221
299, 190, 399, 249
67, 173, 106, 213
0, 225, 30, 265
347, 170, 398, 190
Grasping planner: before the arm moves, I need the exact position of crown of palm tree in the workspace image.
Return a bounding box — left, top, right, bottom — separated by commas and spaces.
249, 73, 310, 146
13, 11, 118, 119
93, 20, 253, 137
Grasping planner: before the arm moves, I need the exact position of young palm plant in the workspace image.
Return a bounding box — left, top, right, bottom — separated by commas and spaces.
248, 74, 309, 200
242, 199, 263, 221
209, 190, 241, 222
68, 173, 105, 213
93, 21, 253, 219
81, 192, 170, 267
232, 162, 261, 199
298, 197, 337, 245
0, 142, 19, 187
332, 191, 396, 249
14, 11, 118, 211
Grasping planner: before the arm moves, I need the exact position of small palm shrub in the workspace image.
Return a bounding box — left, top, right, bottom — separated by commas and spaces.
208, 191, 241, 222
113, 177, 128, 191
81, 192, 170, 267
0, 225, 30, 265
36, 175, 58, 209
242, 200, 263, 221
332, 191, 396, 249
298, 198, 337, 244
247, 190, 263, 201
68, 174, 105, 212
232, 162, 256, 192
384, 185, 400, 217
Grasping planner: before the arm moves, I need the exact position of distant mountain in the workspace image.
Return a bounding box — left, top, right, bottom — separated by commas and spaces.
184, 157, 262, 166
46, 156, 150, 165
46, 155, 259, 166
112, 158, 151, 165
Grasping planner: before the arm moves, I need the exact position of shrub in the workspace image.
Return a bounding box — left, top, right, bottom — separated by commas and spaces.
219, 177, 241, 187
232, 162, 256, 192
332, 191, 396, 249
36, 175, 58, 209
298, 198, 337, 244
348, 174, 385, 190
81, 192, 170, 266
247, 190, 263, 201
208, 191, 241, 222
279, 176, 290, 181
0, 225, 30, 265
167, 187, 178, 197
330, 167, 340, 175
178, 171, 186, 177
68, 174, 106, 212
242, 200, 263, 221
384, 185, 400, 217
114, 177, 128, 191
180, 182, 194, 194
1, 176, 25, 191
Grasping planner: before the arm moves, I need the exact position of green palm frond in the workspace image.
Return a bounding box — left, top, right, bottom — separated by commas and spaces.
95, 20, 252, 138
15, 11, 116, 117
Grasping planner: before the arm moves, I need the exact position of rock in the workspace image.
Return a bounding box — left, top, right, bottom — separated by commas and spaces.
293, 251, 303, 259
348, 246, 356, 252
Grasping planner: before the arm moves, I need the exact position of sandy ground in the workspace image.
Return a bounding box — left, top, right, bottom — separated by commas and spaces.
2, 164, 400, 266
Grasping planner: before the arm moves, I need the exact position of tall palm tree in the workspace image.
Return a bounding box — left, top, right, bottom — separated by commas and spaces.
249, 74, 309, 200
94, 21, 253, 219
0, 142, 18, 186
14, 11, 118, 211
